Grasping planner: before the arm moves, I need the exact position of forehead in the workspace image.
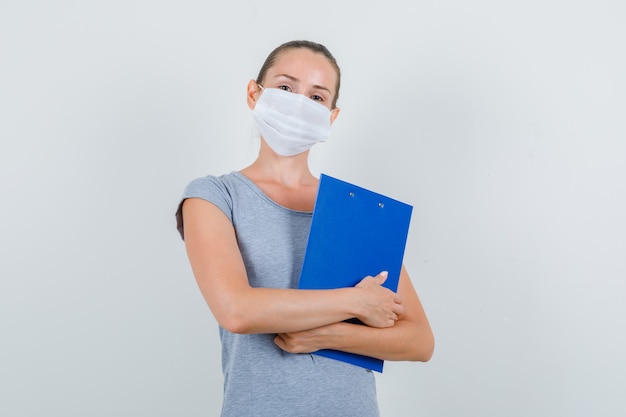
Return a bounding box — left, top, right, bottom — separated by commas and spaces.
267, 48, 338, 89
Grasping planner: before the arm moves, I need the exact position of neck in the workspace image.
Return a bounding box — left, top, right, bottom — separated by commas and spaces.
242, 141, 317, 188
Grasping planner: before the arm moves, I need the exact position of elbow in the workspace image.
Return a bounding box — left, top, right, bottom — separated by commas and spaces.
420, 332, 435, 362
213, 301, 255, 334
414, 319, 435, 362
408, 330, 435, 362
206, 286, 268, 334
218, 310, 256, 334
418, 338, 435, 362
219, 315, 249, 334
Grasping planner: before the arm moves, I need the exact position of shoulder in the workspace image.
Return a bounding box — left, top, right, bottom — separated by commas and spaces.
182, 171, 251, 200
176, 172, 241, 239
183, 173, 229, 196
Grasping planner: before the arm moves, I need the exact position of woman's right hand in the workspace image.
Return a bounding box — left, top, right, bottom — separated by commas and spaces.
354, 271, 404, 328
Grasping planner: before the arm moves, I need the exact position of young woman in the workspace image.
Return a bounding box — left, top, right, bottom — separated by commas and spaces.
176, 40, 434, 417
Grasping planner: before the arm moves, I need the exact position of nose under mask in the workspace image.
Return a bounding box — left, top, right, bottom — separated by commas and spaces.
252, 86, 332, 156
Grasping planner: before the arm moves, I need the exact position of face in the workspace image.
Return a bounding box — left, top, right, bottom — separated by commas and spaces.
247, 48, 340, 122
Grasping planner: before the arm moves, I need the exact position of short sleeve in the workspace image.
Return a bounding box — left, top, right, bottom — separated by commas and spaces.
175, 175, 234, 240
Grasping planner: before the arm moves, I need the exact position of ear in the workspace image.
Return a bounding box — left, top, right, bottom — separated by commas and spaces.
330, 107, 341, 125
247, 79, 261, 110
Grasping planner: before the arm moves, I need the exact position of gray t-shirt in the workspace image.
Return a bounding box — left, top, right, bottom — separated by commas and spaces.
176, 171, 379, 417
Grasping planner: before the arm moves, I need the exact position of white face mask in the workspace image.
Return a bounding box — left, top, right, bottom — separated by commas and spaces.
252, 86, 332, 156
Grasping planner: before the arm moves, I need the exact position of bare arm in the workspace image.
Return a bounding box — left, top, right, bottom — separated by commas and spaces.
274, 265, 435, 362
182, 197, 404, 334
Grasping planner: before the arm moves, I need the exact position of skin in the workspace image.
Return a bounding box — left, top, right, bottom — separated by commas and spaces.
182, 47, 434, 362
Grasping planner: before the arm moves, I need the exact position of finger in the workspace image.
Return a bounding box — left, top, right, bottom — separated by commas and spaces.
392, 302, 405, 315
374, 271, 389, 284
274, 335, 285, 349
356, 275, 373, 287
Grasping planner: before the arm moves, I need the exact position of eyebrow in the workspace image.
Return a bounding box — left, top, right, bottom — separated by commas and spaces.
273, 73, 332, 95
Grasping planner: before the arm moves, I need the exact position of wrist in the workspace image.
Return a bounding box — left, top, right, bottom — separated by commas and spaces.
345, 286, 365, 321
323, 321, 351, 351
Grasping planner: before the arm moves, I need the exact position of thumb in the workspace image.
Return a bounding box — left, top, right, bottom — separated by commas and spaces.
374, 271, 389, 284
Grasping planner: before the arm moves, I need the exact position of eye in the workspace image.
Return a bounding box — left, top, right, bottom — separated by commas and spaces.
278, 85, 293, 93
310, 94, 324, 102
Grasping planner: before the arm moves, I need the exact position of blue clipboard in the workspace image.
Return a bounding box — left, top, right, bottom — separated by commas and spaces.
298, 174, 413, 372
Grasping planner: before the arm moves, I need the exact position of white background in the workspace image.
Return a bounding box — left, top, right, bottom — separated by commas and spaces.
1, 1, 625, 416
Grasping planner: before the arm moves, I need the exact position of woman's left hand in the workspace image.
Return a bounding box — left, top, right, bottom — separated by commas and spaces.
274, 324, 337, 354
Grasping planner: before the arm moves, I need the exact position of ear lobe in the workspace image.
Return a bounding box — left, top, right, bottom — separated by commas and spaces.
330, 107, 341, 125
246, 79, 261, 110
